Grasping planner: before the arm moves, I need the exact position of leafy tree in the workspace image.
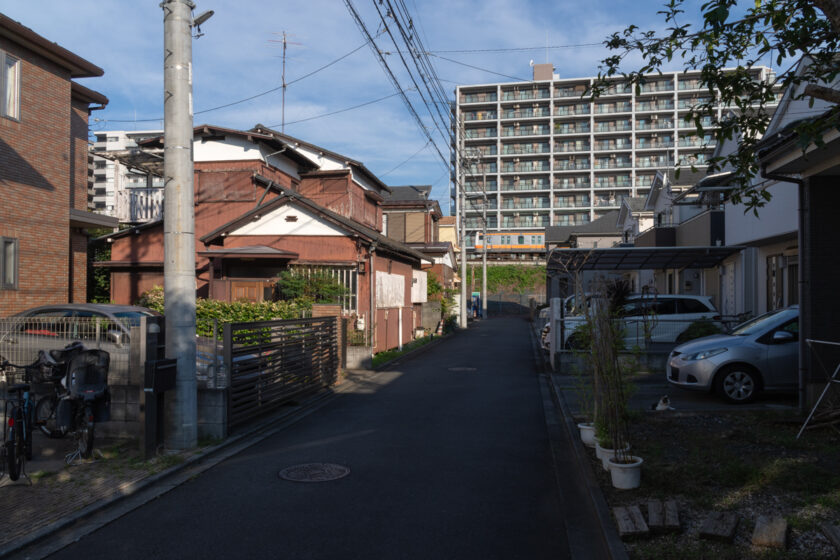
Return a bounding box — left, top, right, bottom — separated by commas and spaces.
273, 269, 347, 304
594, 0, 840, 211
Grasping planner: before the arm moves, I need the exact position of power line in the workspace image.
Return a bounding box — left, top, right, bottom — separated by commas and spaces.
97, 38, 374, 124
424, 42, 603, 54
429, 54, 528, 81
379, 139, 432, 177
270, 90, 404, 127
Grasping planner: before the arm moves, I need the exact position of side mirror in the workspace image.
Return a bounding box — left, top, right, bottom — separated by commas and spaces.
773, 330, 795, 343
106, 329, 126, 347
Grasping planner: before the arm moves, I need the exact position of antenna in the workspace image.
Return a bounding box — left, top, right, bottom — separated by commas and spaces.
269, 31, 302, 133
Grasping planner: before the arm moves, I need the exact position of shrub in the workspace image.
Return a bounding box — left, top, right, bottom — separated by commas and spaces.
273, 269, 346, 304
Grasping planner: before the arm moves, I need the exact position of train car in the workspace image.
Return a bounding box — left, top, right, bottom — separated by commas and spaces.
473, 231, 545, 252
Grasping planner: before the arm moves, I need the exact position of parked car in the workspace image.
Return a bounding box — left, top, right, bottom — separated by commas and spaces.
666, 306, 799, 403
562, 294, 721, 349
0, 304, 161, 371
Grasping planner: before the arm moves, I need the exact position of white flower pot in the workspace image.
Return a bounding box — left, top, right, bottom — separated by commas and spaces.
595, 442, 631, 471
608, 455, 643, 489
577, 423, 596, 448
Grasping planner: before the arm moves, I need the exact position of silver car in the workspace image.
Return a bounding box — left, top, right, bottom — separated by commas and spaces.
666, 306, 799, 403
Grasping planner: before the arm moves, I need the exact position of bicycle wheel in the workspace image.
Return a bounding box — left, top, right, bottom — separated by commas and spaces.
35, 395, 66, 439
7, 412, 23, 481
78, 406, 94, 459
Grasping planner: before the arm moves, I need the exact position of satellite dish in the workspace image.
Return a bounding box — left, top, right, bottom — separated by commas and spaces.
529, 59, 534, 67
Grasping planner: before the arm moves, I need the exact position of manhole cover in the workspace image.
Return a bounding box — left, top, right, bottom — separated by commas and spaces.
448, 367, 477, 372
278, 463, 350, 482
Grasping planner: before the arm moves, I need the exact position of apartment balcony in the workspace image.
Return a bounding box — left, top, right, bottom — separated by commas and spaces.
639, 80, 674, 93
595, 102, 632, 114
461, 92, 497, 104
636, 156, 671, 168
465, 218, 498, 229
464, 111, 498, 121
501, 179, 550, 191
601, 83, 632, 96
502, 160, 550, 173
678, 97, 714, 110
464, 128, 497, 139
553, 213, 591, 226
678, 79, 703, 90
636, 138, 675, 149
556, 141, 590, 153
554, 85, 588, 98
466, 163, 498, 174
635, 175, 656, 187
554, 104, 590, 116
466, 200, 498, 211
501, 89, 550, 101
678, 136, 714, 148
501, 198, 551, 210
555, 198, 591, 208
501, 143, 549, 155
594, 176, 631, 188
594, 157, 632, 169
636, 100, 675, 111
554, 177, 590, 189
636, 119, 674, 130
465, 181, 498, 193
676, 209, 725, 246
555, 123, 590, 134
465, 145, 498, 156
502, 108, 550, 119
594, 197, 623, 208
501, 126, 551, 137
594, 121, 632, 132
502, 215, 550, 228
555, 158, 591, 171
594, 139, 632, 151
679, 117, 714, 129
678, 154, 708, 166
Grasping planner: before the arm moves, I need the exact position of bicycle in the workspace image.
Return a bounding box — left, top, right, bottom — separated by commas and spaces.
1, 363, 35, 481
33, 343, 86, 439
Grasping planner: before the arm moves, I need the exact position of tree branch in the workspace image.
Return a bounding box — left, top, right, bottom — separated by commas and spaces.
812, 0, 840, 34
804, 83, 840, 104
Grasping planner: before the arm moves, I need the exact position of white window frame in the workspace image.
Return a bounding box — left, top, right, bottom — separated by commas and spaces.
1, 237, 19, 290
1, 51, 20, 120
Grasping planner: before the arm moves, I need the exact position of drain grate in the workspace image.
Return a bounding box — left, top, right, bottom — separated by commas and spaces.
448, 367, 477, 372
279, 463, 350, 482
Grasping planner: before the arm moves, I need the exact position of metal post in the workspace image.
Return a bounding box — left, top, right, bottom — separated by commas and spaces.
458, 118, 468, 329
162, 0, 197, 450
481, 171, 488, 320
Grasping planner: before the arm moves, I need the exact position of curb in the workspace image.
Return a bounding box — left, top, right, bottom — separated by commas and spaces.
369, 329, 455, 371
1, 377, 364, 559
529, 323, 629, 560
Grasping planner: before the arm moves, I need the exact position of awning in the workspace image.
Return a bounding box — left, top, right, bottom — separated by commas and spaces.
70, 208, 118, 229
547, 246, 744, 272
197, 245, 298, 259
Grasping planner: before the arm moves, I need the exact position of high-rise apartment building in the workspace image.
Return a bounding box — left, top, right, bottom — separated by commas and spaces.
91, 130, 163, 223
453, 64, 778, 256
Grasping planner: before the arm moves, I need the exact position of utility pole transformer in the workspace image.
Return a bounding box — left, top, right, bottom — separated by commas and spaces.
162, 0, 197, 450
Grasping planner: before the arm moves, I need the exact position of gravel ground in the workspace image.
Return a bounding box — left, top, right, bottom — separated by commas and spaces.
586, 412, 840, 559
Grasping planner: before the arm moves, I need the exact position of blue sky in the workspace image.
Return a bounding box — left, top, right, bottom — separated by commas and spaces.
2, 1, 753, 213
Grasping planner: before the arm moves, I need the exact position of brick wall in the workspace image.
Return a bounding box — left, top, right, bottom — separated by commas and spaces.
0, 36, 74, 315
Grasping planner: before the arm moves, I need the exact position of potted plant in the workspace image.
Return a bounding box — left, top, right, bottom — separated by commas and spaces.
585, 279, 643, 488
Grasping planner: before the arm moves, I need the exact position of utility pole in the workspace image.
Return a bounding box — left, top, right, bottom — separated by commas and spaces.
162, 0, 201, 450
481, 170, 488, 320
458, 118, 468, 329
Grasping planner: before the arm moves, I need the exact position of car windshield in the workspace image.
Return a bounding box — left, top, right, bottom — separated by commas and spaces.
731, 308, 798, 336
112, 311, 156, 319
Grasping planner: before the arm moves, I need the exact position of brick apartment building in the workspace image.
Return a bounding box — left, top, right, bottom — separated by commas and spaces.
0, 14, 116, 315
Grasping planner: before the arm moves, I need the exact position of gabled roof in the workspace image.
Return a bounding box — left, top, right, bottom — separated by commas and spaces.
71, 81, 108, 107
201, 175, 427, 264
439, 216, 456, 226
617, 197, 651, 228
0, 14, 103, 77
250, 124, 391, 193
545, 210, 621, 244
384, 186, 431, 201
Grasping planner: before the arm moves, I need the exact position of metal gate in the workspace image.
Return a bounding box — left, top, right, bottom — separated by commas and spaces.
223, 317, 338, 429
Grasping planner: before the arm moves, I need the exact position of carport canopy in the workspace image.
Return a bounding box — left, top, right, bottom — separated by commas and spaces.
547, 245, 744, 272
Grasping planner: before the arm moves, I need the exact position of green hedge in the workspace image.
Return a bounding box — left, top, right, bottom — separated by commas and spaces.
136, 286, 312, 337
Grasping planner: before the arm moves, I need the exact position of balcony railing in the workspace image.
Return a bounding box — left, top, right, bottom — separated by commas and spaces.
502, 162, 550, 173
466, 163, 497, 174
636, 139, 674, 149
636, 157, 670, 168
502, 143, 549, 154
502, 126, 550, 137
678, 80, 703, 90
635, 176, 655, 187
555, 159, 591, 170
594, 158, 632, 169
465, 218, 498, 229
595, 122, 632, 132
555, 86, 588, 98
678, 136, 713, 148
678, 97, 713, 109
636, 101, 674, 111
602, 84, 631, 95
594, 139, 632, 151
555, 178, 590, 189
501, 199, 550, 210
594, 177, 631, 188
639, 80, 674, 92
555, 123, 590, 134
465, 128, 497, 139
556, 142, 590, 153
555, 198, 591, 208
461, 93, 497, 103
595, 102, 632, 114
502, 108, 550, 119
554, 104, 590, 116
680, 118, 714, 128
464, 182, 497, 192
678, 155, 708, 166
501, 90, 550, 101
553, 213, 591, 226
594, 198, 621, 207
636, 120, 674, 130
466, 201, 498, 211
502, 216, 550, 228
465, 146, 497, 156
501, 180, 550, 191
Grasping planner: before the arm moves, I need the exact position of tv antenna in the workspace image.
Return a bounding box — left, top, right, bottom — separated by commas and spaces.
269, 31, 302, 133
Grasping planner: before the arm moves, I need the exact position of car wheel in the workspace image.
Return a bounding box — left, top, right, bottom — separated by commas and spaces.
715, 365, 760, 404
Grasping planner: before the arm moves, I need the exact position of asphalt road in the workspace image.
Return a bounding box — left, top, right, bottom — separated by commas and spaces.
49, 318, 575, 560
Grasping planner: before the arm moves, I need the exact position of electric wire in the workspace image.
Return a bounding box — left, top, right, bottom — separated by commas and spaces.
379, 139, 432, 177
268, 90, 404, 128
